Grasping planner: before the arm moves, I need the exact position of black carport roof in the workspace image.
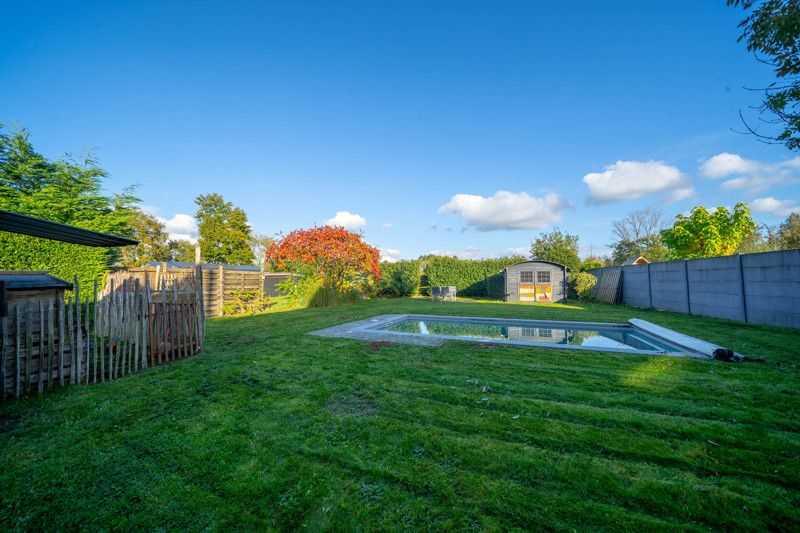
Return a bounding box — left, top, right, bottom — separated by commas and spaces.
0, 210, 138, 247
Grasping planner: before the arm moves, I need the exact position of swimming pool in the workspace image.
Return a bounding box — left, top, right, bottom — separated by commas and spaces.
310, 314, 719, 358
380, 316, 684, 353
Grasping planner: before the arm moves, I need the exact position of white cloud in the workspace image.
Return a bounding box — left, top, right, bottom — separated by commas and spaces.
699, 153, 760, 178
583, 160, 691, 203
325, 210, 366, 230
751, 197, 800, 217
379, 248, 404, 262
438, 191, 568, 231
506, 246, 530, 257
382, 222, 393, 229
138, 205, 198, 243
667, 187, 695, 202
162, 213, 198, 243
700, 152, 800, 192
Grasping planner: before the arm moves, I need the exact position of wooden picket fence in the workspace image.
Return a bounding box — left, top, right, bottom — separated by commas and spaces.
0, 275, 205, 400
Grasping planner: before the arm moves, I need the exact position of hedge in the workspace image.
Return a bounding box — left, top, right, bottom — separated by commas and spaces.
423, 256, 526, 298
379, 260, 421, 297
0, 233, 116, 295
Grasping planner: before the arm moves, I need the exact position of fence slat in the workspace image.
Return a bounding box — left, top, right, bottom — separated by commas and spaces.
47, 298, 54, 389
58, 298, 65, 386
25, 302, 32, 393
1, 313, 7, 401
75, 276, 82, 385
37, 300, 44, 395
93, 279, 99, 384
68, 296, 75, 385
84, 295, 91, 384
15, 306, 21, 398
107, 280, 114, 382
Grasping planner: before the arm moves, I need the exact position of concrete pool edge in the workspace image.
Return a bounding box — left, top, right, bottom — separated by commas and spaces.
309, 314, 714, 358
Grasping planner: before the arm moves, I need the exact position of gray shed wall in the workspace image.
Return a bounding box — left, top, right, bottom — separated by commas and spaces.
503, 262, 567, 303
588, 249, 800, 329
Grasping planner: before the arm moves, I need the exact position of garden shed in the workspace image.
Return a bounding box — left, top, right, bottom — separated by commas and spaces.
502, 261, 568, 303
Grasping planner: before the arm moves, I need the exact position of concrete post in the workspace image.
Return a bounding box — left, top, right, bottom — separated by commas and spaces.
684, 260, 691, 315
738, 254, 748, 323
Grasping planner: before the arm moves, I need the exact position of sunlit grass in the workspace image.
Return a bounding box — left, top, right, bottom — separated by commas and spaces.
0, 297, 798, 530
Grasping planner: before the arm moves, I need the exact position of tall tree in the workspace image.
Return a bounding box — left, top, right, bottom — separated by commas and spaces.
779, 212, 800, 247
530, 228, 581, 271
168, 239, 197, 262
194, 193, 255, 265
661, 203, 756, 258
0, 125, 137, 288
736, 223, 782, 253
119, 209, 171, 266
609, 208, 668, 264
250, 233, 276, 267
728, 0, 800, 149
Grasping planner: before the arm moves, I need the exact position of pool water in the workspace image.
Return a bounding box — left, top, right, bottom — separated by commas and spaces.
380, 317, 683, 353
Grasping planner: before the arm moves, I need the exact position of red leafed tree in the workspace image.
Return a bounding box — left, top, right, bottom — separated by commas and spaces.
266, 226, 381, 291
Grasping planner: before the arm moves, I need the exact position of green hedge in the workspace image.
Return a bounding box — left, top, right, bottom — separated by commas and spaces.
379, 260, 421, 297
423, 256, 526, 298
0, 233, 116, 295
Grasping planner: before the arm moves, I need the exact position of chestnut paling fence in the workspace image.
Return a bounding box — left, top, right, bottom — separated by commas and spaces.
0, 274, 205, 400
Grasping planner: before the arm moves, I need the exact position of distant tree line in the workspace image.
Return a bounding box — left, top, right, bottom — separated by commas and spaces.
529, 203, 800, 270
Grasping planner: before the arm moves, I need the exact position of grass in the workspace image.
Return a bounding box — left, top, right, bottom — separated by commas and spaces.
0, 297, 799, 531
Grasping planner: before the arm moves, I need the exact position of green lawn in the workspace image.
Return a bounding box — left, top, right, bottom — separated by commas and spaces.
1, 298, 799, 531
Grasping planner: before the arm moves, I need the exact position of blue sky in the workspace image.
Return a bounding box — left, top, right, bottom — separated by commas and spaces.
2, 1, 799, 260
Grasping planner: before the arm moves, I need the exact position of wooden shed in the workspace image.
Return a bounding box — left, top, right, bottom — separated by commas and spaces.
502, 261, 568, 303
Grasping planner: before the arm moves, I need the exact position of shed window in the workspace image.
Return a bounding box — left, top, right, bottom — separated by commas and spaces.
536, 271, 551, 283
520, 271, 533, 283
538, 328, 553, 338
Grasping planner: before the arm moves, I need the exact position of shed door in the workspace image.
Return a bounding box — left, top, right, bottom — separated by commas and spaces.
535, 270, 553, 302
518, 271, 536, 302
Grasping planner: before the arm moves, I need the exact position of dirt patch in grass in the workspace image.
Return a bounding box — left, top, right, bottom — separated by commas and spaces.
234, 335, 257, 345
326, 393, 378, 416
366, 341, 395, 352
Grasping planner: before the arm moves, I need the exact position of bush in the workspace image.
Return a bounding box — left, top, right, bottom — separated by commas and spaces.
424, 256, 525, 298
309, 286, 364, 307
379, 260, 421, 297
276, 273, 322, 308
568, 271, 597, 300
221, 289, 271, 316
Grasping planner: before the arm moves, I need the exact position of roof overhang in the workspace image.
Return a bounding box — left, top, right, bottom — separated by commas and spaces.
0, 210, 138, 247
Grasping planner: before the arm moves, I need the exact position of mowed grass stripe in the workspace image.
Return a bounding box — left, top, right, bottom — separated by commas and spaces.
352, 351, 800, 431
355, 373, 800, 456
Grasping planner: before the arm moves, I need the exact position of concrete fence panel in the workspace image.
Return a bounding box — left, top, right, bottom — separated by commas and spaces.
588, 250, 800, 329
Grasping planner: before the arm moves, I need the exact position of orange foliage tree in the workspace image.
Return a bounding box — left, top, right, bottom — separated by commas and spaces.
265, 226, 381, 292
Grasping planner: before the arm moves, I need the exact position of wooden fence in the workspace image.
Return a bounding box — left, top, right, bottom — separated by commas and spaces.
0, 276, 205, 400
107, 264, 292, 316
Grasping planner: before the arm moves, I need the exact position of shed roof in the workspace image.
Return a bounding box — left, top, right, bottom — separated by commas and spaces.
503, 260, 570, 271
622, 256, 650, 265
0, 271, 72, 291
0, 210, 138, 247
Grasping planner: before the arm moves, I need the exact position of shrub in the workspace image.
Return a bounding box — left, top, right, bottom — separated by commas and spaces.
266, 226, 380, 293
276, 272, 322, 308
221, 289, 271, 316
379, 260, 421, 297
309, 286, 364, 307
568, 271, 597, 300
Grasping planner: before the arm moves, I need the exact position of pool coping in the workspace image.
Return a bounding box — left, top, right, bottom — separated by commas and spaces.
308, 313, 713, 358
